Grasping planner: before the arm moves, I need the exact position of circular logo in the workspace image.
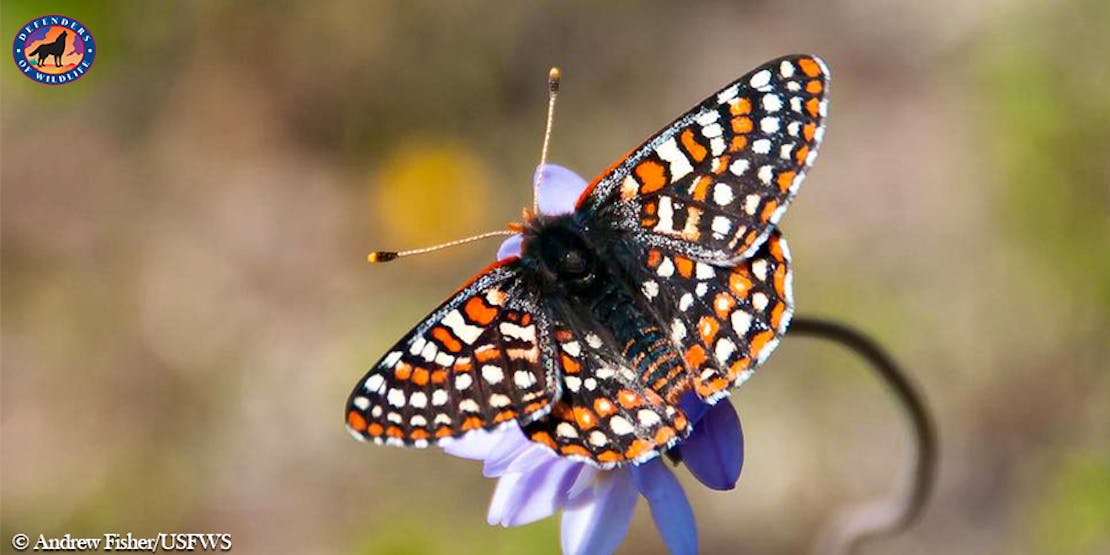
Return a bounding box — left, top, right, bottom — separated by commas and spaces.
11, 14, 96, 85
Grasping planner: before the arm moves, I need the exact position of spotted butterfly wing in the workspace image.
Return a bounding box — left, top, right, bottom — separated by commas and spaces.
345, 259, 558, 447
637, 229, 794, 404
521, 318, 692, 468
577, 54, 829, 264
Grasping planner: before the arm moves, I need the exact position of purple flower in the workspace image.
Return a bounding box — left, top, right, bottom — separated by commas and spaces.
441, 165, 745, 555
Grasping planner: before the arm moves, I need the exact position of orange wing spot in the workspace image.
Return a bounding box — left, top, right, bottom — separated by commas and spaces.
684, 344, 708, 368
713, 292, 737, 319
386, 425, 404, 438
573, 407, 598, 430
347, 411, 367, 432
617, 390, 643, 410
552, 402, 574, 420
435, 426, 453, 438
774, 264, 788, 297
594, 398, 617, 417
730, 97, 752, 115
730, 136, 748, 153
464, 296, 498, 326
560, 353, 581, 374
643, 389, 665, 406
731, 116, 753, 134
680, 128, 708, 163
461, 416, 483, 431
561, 444, 592, 457
776, 170, 796, 193
646, 249, 663, 269
689, 175, 712, 202
654, 426, 676, 445
394, 363, 412, 381
674, 411, 689, 430
494, 410, 517, 423
713, 154, 731, 174
728, 358, 751, 380
729, 271, 753, 297
367, 423, 385, 437
598, 451, 623, 463
803, 122, 817, 142
794, 145, 810, 165
635, 160, 668, 194
806, 79, 824, 94
749, 330, 775, 358
698, 316, 720, 344
555, 330, 574, 341
674, 257, 694, 278
431, 370, 448, 384
431, 326, 463, 353
771, 302, 786, 330
521, 313, 532, 326
805, 98, 820, 118
644, 201, 658, 215
475, 346, 500, 363
411, 367, 430, 386
452, 360, 473, 372
531, 430, 558, 449
524, 400, 549, 414
798, 57, 822, 77
625, 438, 655, 460
410, 429, 430, 440
760, 200, 779, 223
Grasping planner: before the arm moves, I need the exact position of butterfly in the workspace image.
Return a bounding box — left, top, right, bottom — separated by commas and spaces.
346, 55, 829, 468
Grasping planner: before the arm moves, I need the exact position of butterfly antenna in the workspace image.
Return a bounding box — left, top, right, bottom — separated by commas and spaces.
367, 229, 518, 264
533, 66, 561, 212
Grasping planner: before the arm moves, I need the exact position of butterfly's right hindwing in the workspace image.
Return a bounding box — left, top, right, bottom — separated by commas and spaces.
346, 260, 558, 447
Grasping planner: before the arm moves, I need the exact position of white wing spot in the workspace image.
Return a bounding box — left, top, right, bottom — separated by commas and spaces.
762, 94, 783, 112
454, 373, 473, 391
352, 396, 370, 410
753, 139, 771, 154
749, 69, 772, 88
761, 116, 780, 133
609, 415, 634, 435
410, 392, 428, 409
514, 370, 537, 388
432, 390, 448, 406
712, 183, 734, 206
387, 388, 406, 408
481, 365, 504, 385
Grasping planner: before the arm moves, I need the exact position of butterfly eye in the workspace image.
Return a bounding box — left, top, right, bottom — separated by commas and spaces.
560, 249, 589, 276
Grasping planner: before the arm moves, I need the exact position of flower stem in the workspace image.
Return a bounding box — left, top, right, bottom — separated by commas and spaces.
787, 316, 938, 555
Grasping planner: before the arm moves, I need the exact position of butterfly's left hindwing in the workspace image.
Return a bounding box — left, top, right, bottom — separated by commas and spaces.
346, 260, 558, 447
578, 54, 829, 265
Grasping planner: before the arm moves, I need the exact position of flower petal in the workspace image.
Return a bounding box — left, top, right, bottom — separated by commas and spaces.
677, 391, 710, 424
486, 471, 524, 525
561, 471, 638, 555
632, 460, 698, 555
441, 425, 520, 461
497, 234, 523, 261
534, 164, 588, 216
680, 401, 744, 491
499, 459, 584, 527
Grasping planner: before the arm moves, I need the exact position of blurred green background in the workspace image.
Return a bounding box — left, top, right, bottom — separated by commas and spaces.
2, 1, 1107, 554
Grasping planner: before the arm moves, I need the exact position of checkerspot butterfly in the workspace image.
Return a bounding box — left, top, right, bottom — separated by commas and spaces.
346, 55, 829, 468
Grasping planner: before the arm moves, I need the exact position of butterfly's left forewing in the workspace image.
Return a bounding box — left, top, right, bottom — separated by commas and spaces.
578, 54, 829, 265
346, 260, 559, 447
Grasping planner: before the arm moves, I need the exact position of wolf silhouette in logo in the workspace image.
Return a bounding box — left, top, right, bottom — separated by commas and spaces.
28, 31, 68, 67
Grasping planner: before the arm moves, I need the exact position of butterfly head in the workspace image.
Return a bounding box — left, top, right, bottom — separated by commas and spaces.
520, 215, 599, 295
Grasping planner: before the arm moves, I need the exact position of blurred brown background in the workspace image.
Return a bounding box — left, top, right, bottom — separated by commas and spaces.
2, 1, 1107, 554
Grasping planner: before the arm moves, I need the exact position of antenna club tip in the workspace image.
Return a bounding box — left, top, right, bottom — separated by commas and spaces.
548, 67, 561, 92
367, 251, 398, 264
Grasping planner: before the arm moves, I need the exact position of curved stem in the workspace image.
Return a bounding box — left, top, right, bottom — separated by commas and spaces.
787, 316, 938, 555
